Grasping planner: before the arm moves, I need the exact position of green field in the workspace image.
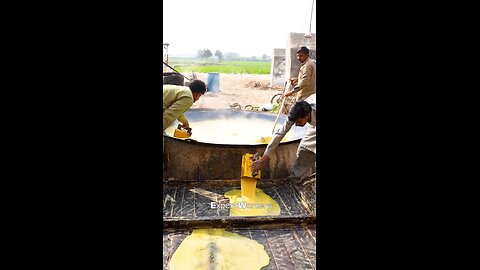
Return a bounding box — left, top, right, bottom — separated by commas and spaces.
168, 59, 270, 74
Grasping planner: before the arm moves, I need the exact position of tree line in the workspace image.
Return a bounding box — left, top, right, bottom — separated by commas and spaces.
197, 49, 271, 63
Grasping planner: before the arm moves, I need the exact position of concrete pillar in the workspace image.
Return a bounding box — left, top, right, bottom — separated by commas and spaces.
285, 32, 316, 81
270, 48, 286, 86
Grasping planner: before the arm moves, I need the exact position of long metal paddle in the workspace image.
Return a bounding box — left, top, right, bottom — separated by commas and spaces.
272, 81, 291, 134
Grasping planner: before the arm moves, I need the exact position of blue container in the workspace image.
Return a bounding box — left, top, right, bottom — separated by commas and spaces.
207, 72, 220, 93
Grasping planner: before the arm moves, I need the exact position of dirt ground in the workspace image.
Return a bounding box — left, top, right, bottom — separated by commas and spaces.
190, 73, 284, 110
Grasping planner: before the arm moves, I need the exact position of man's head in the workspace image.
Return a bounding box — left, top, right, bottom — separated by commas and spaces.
288, 101, 312, 126
189, 79, 207, 102
296, 46, 310, 64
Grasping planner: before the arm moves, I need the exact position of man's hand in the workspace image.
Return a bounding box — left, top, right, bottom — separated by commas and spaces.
252, 155, 270, 171
289, 78, 298, 86
283, 91, 294, 98
180, 122, 190, 129
179, 122, 192, 134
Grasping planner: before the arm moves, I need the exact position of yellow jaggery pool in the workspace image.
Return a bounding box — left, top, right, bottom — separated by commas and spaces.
224, 154, 281, 217
169, 228, 269, 270
225, 178, 281, 217
164, 118, 290, 144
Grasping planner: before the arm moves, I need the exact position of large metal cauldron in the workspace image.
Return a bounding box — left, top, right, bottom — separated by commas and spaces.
163, 109, 307, 180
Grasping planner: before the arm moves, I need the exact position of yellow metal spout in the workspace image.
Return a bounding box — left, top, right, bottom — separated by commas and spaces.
241, 153, 261, 179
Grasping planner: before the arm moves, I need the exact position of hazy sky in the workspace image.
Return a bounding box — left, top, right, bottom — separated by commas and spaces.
163, 0, 316, 57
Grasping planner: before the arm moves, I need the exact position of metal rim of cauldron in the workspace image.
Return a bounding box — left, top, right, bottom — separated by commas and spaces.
163, 108, 304, 148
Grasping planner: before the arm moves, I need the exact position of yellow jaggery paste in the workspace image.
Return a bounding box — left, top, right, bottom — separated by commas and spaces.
169, 228, 269, 270
224, 177, 281, 217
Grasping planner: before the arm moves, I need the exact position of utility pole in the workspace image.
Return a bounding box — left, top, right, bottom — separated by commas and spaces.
305, 0, 315, 39
163, 43, 170, 71
309, 0, 315, 35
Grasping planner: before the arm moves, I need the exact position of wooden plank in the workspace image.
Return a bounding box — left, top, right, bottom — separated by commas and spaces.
162, 233, 170, 270
291, 180, 316, 215
162, 230, 190, 270
280, 228, 316, 269
275, 184, 308, 216
291, 226, 317, 269
170, 187, 185, 217
308, 226, 316, 240
163, 192, 167, 208
263, 228, 295, 269
163, 178, 316, 225
216, 186, 232, 217
259, 186, 282, 213
162, 228, 316, 270
163, 231, 177, 269
163, 215, 316, 230
169, 188, 178, 217
192, 187, 218, 218
162, 188, 169, 216
180, 187, 195, 218
248, 229, 278, 270
213, 186, 220, 217
163, 187, 177, 217
303, 181, 316, 214
163, 178, 291, 188
193, 187, 196, 217
230, 228, 252, 239
271, 186, 291, 216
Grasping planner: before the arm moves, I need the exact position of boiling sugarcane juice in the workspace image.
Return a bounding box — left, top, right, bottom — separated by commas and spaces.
165, 118, 289, 144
